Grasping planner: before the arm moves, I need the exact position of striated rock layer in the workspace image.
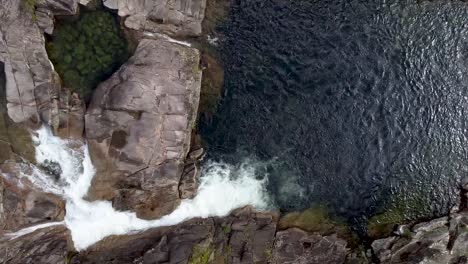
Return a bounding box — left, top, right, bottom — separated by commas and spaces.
0, 225, 70, 264
85, 38, 202, 219
0, 207, 350, 264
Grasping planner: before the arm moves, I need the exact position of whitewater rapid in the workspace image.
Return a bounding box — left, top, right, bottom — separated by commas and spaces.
7, 127, 269, 250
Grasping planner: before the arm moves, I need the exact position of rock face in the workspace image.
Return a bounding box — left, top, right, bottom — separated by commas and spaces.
372, 212, 468, 263
0, 0, 84, 139
69, 207, 348, 264
0, 225, 70, 264
0, 161, 65, 233
73, 208, 278, 264
0, 207, 351, 264
85, 38, 202, 219
103, 0, 207, 37
274, 228, 348, 264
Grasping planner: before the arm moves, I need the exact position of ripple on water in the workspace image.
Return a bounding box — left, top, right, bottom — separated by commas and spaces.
201, 0, 468, 231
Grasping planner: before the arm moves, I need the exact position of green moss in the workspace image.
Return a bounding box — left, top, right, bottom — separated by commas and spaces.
222, 225, 231, 235
367, 195, 427, 238
264, 247, 273, 263
189, 244, 213, 264
46, 11, 129, 99
278, 206, 362, 248
22, 0, 37, 21
198, 53, 224, 117
278, 206, 347, 234
22, 0, 37, 13
0, 114, 35, 163
202, 0, 232, 35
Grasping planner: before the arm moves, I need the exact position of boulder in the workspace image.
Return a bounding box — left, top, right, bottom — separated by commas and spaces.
85, 38, 201, 219
103, 0, 207, 37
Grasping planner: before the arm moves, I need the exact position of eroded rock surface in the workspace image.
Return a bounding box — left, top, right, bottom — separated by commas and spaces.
0, 225, 70, 264
0, 205, 355, 263
103, 0, 207, 37
0, 161, 65, 233
85, 38, 201, 219
372, 212, 468, 264
274, 228, 348, 264
71, 208, 277, 264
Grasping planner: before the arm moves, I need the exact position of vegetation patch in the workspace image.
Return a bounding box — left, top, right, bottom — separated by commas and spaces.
199, 53, 224, 118
46, 11, 129, 99
189, 244, 213, 264
367, 194, 427, 238
279, 206, 347, 234
278, 206, 361, 248
22, 0, 37, 20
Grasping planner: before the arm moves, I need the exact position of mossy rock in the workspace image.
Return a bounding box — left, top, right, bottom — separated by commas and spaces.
189, 244, 213, 264
47, 11, 129, 100
278, 206, 361, 248
367, 195, 428, 238
367, 209, 404, 239
199, 53, 224, 117
279, 207, 344, 233
202, 0, 232, 35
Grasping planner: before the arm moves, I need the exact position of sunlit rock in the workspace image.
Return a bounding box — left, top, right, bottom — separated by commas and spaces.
85, 38, 201, 219
103, 0, 207, 37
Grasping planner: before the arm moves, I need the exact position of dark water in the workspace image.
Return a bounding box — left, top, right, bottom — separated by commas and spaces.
201, 0, 468, 231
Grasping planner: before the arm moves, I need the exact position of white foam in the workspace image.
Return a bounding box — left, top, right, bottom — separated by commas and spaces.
144, 32, 192, 47
10, 126, 269, 251
5, 221, 65, 240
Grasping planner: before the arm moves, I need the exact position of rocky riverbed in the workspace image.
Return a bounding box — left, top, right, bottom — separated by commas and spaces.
2, 0, 468, 263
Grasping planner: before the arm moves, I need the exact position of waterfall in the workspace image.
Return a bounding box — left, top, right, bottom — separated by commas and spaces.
6, 126, 269, 251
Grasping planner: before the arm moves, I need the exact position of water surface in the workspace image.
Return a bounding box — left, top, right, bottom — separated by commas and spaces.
201, 0, 468, 231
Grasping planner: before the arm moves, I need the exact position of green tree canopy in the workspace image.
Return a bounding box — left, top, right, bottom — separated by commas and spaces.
47, 11, 128, 99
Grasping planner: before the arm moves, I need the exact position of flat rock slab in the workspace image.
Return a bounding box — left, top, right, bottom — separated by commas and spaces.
85, 38, 201, 219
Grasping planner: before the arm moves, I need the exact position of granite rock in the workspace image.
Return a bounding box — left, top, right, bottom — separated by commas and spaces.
372, 212, 468, 264
103, 0, 207, 37
85, 38, 201, 219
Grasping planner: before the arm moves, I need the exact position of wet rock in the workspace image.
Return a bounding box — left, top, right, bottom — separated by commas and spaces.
85, 38, 201, 219
0, 162, 65, 233
70, 207, 278, 263
39, 160, 62, 181
0, 225, 70, 264
178, 162, 200, 199
273, 228, 348, 264
103, 0, 207, 37
372, 212, 468, 263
